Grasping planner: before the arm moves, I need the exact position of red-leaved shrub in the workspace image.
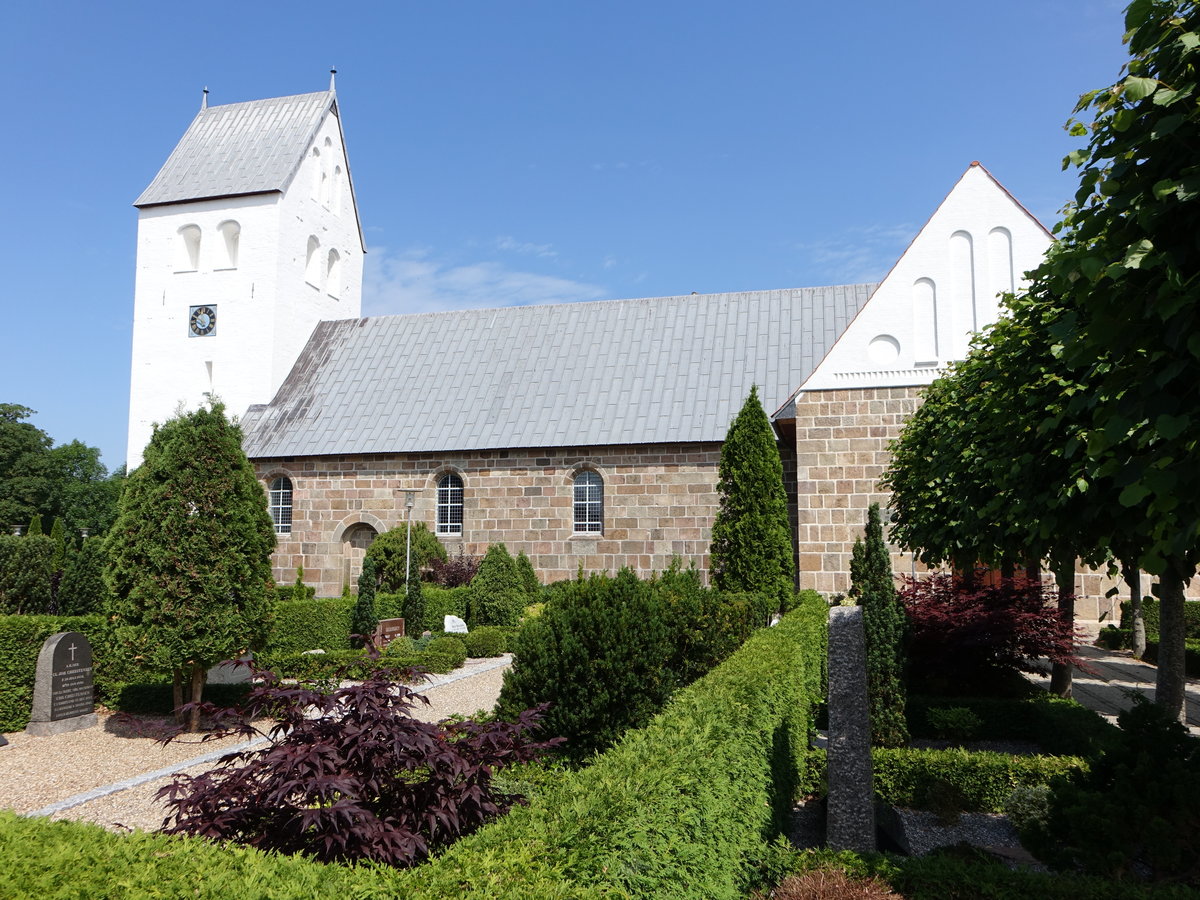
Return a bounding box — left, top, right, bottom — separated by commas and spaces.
429, 554, 481, 586
900, 573, 1084, 691
156, 659, 561, 867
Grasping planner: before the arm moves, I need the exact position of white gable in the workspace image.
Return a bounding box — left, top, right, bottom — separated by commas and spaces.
798, 163, 1052, 392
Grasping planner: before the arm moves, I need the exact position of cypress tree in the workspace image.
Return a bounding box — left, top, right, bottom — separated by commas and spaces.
849, 503, 908, 747
59, 536, 113, 615
104, 402, 276, 730
402, 554, 425, 634
351, 556, 379, 649
515, 550, 541, 602
26, 515, 43, 537
709, 385, 795, 611
468, 543, 526, 627
49, 517, 67, 572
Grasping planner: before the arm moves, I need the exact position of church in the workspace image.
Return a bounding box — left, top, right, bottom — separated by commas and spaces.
129, 82, 1117, 613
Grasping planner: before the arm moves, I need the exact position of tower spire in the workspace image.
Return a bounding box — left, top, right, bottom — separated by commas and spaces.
201, 86, 208, 110
329, 67, 337, 92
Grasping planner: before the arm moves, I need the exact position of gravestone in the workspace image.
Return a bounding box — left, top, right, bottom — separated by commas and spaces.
444, 615, 468, 634
26, 631, 97, 736
826, 606, 875, 852
373, 618, 406, 649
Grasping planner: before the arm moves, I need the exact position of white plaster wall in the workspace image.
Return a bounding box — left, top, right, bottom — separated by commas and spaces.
801, 164, 1052, 391
126, 106, 364, 468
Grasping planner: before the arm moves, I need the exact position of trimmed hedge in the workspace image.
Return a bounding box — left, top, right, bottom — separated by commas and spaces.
264, 648, 464, 680
1141, 638, 1200, 676
907, 694, 1118, 757
0, 598, 827, 897
798, 747, 1083, 811
1119, 597, 1200, 640
464, 625, 512, 657
425, 635, 468, 669
424, 584, 469, 628
385, 593, 829, 898
261, 598, 354, 658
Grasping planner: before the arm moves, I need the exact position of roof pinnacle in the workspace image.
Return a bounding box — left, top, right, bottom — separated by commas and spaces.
329, 68, 337, 92
201, 87, 208, 110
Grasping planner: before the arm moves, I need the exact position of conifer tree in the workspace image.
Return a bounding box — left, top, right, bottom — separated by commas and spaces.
709, 385, 795, 611
515, 550, 541, 602
49, 516, 66, 572
351, 556, 379, 649
402, 554, 426, 634
26, 515, 42, 537
105, 402, 276, 730
468, 543, 526, 627
59, 536, 113, 615
849, 503, 908, 747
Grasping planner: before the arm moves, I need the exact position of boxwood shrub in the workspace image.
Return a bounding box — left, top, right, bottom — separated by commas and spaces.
464, 625, 512, 657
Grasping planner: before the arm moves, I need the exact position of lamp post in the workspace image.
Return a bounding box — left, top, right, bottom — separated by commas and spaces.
399, 489, 421, 600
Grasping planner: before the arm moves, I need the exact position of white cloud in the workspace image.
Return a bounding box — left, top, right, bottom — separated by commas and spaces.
363, 246, 608, 316
495, 235, 557, 258
796, 223, 916, 285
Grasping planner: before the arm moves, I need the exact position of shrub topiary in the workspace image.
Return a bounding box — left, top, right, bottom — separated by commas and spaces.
425, 635, 467, 670
514, 551, 540, 601
0, 534, 55, 614
496, 569, 677, 763
57, 536, 112, 615
464, 626, 508, 658
157, 661, 562, 867
467, 544, 526, 627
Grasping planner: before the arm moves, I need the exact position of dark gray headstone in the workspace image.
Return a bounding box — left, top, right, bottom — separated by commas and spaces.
826, 605, 876, 852
26, 631, 97, 736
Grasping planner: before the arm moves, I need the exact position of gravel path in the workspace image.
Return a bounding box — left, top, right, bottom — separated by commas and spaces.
0, 656, 511, 833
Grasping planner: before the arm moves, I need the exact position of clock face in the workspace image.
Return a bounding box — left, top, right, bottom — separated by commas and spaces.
189, 305, 217, 337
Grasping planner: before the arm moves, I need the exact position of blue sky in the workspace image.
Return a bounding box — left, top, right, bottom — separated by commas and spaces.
1, 1, 1131, 470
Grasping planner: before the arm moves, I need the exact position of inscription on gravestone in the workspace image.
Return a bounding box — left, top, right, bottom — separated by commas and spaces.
26, 631, 97, 736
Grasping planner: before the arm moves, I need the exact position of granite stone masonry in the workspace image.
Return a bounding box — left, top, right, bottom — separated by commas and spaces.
26, 632, 97, 737
256, 441, 739, 597
826, 605, 875, 853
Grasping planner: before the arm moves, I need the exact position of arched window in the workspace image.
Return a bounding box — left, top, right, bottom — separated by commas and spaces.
573, 470, 603, 534
320, 138, 333, 207
332, 164, 343, 214
217, 220, 240, 269
177, 224, 201, 271
436, 473, 464, 535
310, 147, 321, 201
304, 236, 321, 287
326, 249, 342, 298
268, 476, 293, 534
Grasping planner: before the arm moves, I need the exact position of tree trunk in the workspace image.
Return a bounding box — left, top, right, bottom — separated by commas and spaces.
172, 670, 185, 727
1000, 557, 1016, 589
956, 556, 976, 591
1024, 557, 1042, 587
1049, 553, 1075, 698
1124, 562, 1147, 660
1155, 558, 1188, 724
187, 664, 206, 733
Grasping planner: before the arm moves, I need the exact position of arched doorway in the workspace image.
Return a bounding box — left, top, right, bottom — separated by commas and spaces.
342, 523, 379, 591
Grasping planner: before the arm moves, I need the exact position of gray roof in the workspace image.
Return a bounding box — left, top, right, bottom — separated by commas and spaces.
135, 92, 335, 207
241, 284, 876, 458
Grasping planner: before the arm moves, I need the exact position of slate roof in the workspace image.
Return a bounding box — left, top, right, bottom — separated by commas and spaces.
241, 284, 875, 459
135, 92, 335, 207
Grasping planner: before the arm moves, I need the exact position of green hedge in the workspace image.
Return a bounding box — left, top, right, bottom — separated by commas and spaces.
424, 584, 469, 627
464, 625, 513, 657
1140, 638, 1200, 676
907, 694, 1118, 757
1119, 597, 1200, 640
1, 598, 826, 897
0, 614, 106, 731
385, 593, 829, 898
798, 747, 1083, 811
263, 648, 465, 680
261, 598, 355, 658
0, 812, 392, 898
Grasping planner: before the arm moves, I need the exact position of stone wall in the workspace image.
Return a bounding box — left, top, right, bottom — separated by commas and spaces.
255, 442, 724, 597
792, 386, 1135, 621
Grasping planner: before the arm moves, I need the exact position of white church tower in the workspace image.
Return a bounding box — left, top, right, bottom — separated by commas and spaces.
126, 75, 364, 467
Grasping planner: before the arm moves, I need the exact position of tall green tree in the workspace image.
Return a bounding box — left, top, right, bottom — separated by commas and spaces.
402, 554, 426, 634
363, 521, 447, 592
58, 536, 113, 615
709, 385, 795, 610
350, 556, 379, 649
849, 503, 908, 747
1016, 0, 1200, 718
105, 403, 276, 731
468, 543, 526, 627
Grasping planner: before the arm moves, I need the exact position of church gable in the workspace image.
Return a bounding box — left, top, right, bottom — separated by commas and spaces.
798, 163, 1052, 392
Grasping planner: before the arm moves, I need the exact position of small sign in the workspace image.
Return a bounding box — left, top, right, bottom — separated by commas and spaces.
374, 618, 406, 649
